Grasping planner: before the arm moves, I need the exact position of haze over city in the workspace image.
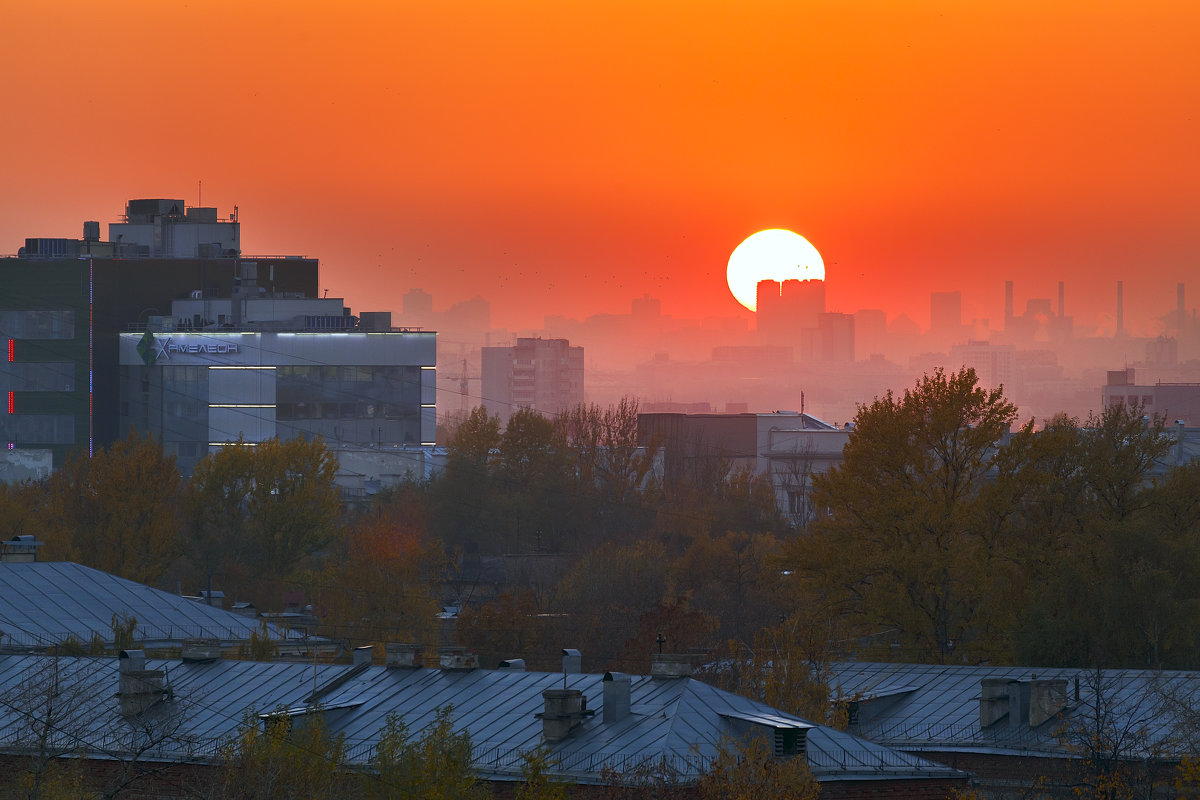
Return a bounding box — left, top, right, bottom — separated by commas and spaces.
4, 1, 1197, 342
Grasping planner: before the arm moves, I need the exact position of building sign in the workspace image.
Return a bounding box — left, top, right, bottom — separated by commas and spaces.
137, 331, 240, 365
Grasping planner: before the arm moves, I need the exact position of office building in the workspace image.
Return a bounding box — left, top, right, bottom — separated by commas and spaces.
119, 296, 435, 475
2, 199, 317, 467
481, 338, 583, 426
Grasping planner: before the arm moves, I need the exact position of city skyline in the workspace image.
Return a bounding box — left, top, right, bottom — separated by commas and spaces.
3, 1, 1197, 335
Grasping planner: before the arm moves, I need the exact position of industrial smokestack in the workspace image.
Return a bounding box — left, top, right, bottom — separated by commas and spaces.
1116, 281, 1124, 337
1058, 282, 1064, 318
1179, 283, 1186, 330
1005, 281, 1014, 330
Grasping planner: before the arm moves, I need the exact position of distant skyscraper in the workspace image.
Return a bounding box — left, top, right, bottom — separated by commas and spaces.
929, 291, 963, 346
817, 312, 855, 363
481, 337, 584, 426
756, 278, 825, 344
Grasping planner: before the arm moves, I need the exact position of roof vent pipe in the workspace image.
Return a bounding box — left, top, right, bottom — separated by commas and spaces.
499, 658, 526, 671
353, 645, 374, 667
562, 648, 582, 674
603, 672, 631, 723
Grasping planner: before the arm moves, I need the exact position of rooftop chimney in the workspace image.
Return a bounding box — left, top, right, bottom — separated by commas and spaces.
498, 658, 526, 671
979, 678, 1011, 727
438, 646, 479, 671
118, 649, 169, 716
1029, 679, 1068, 726
562, 648, 582, 674
181, 638, 221, 663
603, 672, 631, 723
353, 645, 374, 667
539, 689, 593, 742
386, 643, 423, 669
650, 654, 693, 679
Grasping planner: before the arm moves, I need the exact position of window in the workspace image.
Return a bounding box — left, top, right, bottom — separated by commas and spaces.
0, 310, 75, 339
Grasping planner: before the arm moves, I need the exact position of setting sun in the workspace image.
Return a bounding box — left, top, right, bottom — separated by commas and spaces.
727, 229, 825, 312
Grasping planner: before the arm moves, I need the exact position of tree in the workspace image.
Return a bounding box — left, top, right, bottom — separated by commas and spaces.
213, 709, 352, 799
1003, 405, 1188, 667
430, 406, 505, 552
241, 437, 341, 579
697, 734, 818, 800
796, 367, 1018, 663
183, 439, 255, 602
42, 430, 182, 584
514, 746, 571, 800
364, 707, 487, 800
701, 610, 846, 728
307, 512, 446, 648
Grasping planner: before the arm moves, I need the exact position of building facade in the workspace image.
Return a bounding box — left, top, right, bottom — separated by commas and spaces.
481, 337, 583, 425
2, 199, 317, 467
119, 327, 435, 475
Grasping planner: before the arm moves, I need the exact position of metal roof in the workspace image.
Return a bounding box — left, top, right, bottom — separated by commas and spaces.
0, 654, 963, 786
0, 562, 304, 651
830, 662, 1200, 759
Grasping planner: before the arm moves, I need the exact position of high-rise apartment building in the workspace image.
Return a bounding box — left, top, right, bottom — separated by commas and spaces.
481, 338, 583, 426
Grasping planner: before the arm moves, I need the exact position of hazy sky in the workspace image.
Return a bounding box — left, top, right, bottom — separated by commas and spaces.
3, 1, 1197, 333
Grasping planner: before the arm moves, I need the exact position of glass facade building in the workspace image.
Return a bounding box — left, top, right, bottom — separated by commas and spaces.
119, 330, 436, 475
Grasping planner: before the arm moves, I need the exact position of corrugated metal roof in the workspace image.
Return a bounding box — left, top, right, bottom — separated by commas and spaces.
0, 653, 963, 785
830, 662, 1200, 758
0, 562, 303, 650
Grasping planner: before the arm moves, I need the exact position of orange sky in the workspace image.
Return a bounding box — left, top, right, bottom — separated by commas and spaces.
3, 0, 1197, 333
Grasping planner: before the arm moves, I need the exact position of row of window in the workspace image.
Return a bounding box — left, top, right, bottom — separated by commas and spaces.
0, 414, 75, 444
276, 402, 417, 421
0, 310, 75, 340
0, 362, 75, 392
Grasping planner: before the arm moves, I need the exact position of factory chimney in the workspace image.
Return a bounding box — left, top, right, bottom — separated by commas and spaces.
1004, 281, 1014, 331
1116, 281, 1124, 337
1057, 282, 1064, 318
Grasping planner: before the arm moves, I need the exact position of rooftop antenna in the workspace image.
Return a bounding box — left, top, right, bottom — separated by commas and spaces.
656, 632, 666, 654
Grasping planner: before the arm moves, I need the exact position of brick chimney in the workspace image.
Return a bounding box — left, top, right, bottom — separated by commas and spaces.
386, 643, 423, 668
118, 650, 169, 716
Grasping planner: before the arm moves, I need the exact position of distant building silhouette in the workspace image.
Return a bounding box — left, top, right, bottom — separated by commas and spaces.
481, 337, 583, 426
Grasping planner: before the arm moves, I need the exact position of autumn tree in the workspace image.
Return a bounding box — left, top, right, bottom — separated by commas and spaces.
556, 397, 661, 545
42, 430, 182, 584
184, 436, 341, 603
701, 609, 846, 728
305, 511, 446, 648
430, 406, 504, 552
794, 367, 1018, 663
1002, 405, 1186, 667
550, 540, 672, 669
364, 707, 487, 800
672, 531, 784, 644
697, 734, 819, 800
183, 438, 255, 601
212, 710, 352, 800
